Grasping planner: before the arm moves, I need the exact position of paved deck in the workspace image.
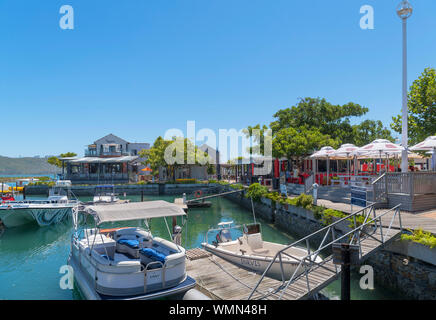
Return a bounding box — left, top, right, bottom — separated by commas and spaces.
311, 198, 436, 234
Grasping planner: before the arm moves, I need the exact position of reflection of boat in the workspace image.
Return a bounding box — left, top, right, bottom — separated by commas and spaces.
0, 181, 80, 228
68, 201, 195, 300
93, 185, 121, 203
202, 222, 323, 281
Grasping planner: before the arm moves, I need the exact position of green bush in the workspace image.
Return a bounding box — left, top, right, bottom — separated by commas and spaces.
320, 208, 347, 226
312, 205, 326, 220
230, 183, 244, 190
245, 183, 268, 202
401, 228, 436, 249
293, 193, 313, 209
208, 179, 218, 184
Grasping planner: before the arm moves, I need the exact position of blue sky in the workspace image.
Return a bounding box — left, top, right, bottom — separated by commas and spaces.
0, 0, 435, 157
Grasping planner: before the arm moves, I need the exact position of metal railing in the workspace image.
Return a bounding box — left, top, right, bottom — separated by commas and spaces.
247, 203, 402, 300
304, 174, 315, 194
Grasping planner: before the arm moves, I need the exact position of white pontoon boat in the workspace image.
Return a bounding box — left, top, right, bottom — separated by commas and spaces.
68, 201, 195, 300
202, 222, 323, 281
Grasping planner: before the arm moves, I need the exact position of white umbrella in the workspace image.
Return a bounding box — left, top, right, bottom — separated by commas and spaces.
410, 136, 436, 171
333, 144, 359, 179
356, 139, 404, 173
310, 146, 336, 184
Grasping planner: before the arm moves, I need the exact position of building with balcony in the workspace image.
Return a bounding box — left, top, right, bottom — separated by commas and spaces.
61, 134, 150, 184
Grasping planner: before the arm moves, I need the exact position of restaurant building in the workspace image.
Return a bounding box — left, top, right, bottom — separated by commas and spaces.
61, 134, 150, 184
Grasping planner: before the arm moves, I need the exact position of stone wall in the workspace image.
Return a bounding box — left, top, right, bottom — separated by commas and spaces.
367, 249, 436, 300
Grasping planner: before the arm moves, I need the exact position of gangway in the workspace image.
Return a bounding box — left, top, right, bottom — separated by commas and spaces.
185, 188, 245, 203
247, 203, 403, 300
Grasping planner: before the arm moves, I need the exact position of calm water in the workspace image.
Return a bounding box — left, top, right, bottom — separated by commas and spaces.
0, 194, 403, 300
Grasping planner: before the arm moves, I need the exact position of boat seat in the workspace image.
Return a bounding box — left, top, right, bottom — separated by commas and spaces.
139, 248, 166, 266
117, 239, 139, 248
116, 239, 140, 258
246, 233, 264, 250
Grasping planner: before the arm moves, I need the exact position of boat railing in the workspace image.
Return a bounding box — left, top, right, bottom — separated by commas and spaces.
247, 202, 403, 300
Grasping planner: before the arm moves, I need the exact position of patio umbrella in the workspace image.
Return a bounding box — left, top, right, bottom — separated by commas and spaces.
356, 139, 404, 173
410, 136, 436, 171
333, 144, 359, 177
310, 146, 336, 183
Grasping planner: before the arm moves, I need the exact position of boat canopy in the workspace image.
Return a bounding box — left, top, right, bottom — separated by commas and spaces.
85, 200, 186, 225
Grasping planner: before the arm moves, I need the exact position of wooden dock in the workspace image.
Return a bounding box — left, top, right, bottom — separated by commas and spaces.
186, 226, 400, 300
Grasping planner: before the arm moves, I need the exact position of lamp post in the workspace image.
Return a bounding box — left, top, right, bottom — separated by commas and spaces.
397, 1, 413, 172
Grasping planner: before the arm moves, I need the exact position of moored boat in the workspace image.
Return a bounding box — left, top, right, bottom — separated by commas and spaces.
0, 180, 80, 228
68, 200, 195, 300
202, 222, 323, 281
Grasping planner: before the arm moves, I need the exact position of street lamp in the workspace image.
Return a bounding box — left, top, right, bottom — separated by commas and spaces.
397, 1, 413, 172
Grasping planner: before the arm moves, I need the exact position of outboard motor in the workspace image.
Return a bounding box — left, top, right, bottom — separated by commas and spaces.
172, 225, 182, 245
217, 228, 232, 243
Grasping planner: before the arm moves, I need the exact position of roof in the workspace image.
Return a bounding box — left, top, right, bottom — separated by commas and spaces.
94, 134, 128, 145
85, 200, 186, 225
66, 156, 139, 163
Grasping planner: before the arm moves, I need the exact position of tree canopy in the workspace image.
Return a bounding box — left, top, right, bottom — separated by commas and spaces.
139, 137, 212, 180
391, 67, 436, 145
47, 152, 77, 168
246, 97, 393, 159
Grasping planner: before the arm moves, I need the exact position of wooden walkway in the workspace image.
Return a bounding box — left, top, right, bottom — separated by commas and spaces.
186, 226, 400, 300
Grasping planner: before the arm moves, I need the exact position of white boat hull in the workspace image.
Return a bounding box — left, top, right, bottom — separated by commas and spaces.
0, 206, 73, 228
202, 243, 315, 281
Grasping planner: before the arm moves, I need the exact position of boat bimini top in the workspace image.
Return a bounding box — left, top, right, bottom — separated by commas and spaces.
84, 201, 186, 225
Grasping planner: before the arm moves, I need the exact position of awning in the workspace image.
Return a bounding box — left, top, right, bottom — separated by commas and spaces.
67, 156, 139, 164
85, 200, 186, 225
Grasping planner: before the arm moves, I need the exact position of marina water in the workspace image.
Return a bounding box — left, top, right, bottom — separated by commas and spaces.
0, 194, 403, 300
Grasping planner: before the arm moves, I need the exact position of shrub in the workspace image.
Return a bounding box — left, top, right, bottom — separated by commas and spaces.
321, 208, 347, 226
230, 183, 244, 190
245, 183, 268, 202
175, 179, 197, 184
265, 192, 281, 202
208, 179, 218, 184
401, 228, 436, 249
312, 205, 326, 221
294, 193, 313, 209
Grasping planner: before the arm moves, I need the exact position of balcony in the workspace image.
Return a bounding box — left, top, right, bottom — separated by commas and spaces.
84, 150, 134, 157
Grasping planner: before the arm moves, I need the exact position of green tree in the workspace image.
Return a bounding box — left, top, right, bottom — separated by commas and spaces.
140, 137, 211, 181
47, 152, 77, 168
352, 120, 394, 146
391, 67, 436, 145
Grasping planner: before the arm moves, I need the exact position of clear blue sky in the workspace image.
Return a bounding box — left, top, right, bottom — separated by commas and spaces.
0, 0, 435, 157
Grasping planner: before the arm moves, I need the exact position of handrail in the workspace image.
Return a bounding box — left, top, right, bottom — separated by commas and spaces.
371, 172, 386, 185
247, 203, 402, 300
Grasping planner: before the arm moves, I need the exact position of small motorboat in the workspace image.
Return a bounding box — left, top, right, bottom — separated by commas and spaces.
202, 222, 323, 281
93, 185, 122, 204
68, 201, 195, 300
0, 180, 80, 228
186, 200, 212, 209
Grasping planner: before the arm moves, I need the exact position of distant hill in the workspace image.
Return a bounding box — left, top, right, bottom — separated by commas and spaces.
0, 156, 60, 175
